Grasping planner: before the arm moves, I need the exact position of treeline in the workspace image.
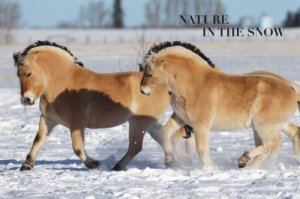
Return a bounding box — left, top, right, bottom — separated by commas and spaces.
59, 0, 123, 28
283, 9, 300, 27
144, 0, 226, 28
0, 1, 20, 43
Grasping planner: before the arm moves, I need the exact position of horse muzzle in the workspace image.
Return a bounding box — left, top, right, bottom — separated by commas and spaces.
21, 92, 36, 105
140, 86, 152, 96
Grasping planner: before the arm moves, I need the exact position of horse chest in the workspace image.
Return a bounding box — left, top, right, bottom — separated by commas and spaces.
39, 97, 70, 127
171, 95, 190, 123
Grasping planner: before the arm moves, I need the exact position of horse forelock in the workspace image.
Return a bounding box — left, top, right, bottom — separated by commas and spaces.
142, 41, 215, 69
15, 40, 84, 67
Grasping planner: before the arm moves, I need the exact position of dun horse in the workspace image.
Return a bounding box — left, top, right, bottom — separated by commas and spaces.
171, 71, 300, 162
14, 41, 171, 171
140, 41, 300, 168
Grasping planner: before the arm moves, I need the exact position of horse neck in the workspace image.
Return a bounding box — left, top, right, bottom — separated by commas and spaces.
38, 57, 81, 99
167, 57, 212, 95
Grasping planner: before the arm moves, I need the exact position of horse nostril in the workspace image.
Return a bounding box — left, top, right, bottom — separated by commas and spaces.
24, 97, 31, 103
22, 96, 32, 104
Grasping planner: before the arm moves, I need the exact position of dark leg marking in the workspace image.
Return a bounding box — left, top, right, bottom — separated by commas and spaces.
20, 155, 34, 171
74, 149, 82, 157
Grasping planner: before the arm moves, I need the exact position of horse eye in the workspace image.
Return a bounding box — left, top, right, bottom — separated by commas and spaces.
26, 72, 32, 78
147, 73, 153, 77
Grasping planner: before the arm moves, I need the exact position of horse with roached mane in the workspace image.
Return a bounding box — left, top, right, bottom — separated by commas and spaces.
140, 41, 300, 169
14, 40, 171, 171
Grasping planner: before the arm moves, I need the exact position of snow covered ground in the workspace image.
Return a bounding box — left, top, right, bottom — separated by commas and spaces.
1, 38, 300, 198
1, 89, 300, 199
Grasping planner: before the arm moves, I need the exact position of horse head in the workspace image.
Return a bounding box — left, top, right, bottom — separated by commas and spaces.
13, 41, 84, 105
14, 49, 47, 105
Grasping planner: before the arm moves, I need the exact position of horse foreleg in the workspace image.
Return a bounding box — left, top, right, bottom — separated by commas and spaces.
171, 127, 195, 165
194, 127, 213, 169
70, 128, 99, 169
148, 122, 163, 147
20, 115, 56, 171
163, 114, 183, 168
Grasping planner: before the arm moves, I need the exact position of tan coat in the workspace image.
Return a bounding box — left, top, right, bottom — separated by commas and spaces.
141, 45, 299, 169
14, 42, 170, 171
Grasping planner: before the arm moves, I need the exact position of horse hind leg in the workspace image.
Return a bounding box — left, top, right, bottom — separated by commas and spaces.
250, 130, 282, 169
282, 121, 300, 155
147, 122, 163, 147
238, 125, 282, 169
112, 117, 152, 171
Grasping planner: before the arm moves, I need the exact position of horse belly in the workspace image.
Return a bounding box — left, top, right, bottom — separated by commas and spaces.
86, 109, 131, 128
211, 112, 252, 131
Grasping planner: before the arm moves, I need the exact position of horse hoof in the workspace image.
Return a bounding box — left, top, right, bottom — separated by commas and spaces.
20, 164, 33, 171
238, 162, 247, 168
85, 160, 100, 169
165, 161, 179, 168
112, 164, 123, 171
238, 151, 251, 168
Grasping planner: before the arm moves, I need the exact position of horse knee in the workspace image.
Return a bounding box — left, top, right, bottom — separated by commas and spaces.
269, 134, 282, 151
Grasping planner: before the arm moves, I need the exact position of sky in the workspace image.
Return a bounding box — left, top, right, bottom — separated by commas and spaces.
15, 0, 300, 28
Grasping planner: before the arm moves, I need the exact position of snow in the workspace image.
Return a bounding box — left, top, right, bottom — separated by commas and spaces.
1, 33, 300, 198
2, 90, 300, 198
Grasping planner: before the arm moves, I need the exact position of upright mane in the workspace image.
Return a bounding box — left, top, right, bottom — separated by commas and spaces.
13, 40, 84, 67
140, 41, 215, 71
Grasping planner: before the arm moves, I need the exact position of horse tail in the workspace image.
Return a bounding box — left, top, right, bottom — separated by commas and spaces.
290, 82, 300, 105
280, 81, 300, 155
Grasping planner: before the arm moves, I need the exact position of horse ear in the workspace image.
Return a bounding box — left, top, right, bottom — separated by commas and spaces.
21, 50, 39, 66
151, 56, 164, 67
13, 52, 21, 67
28, 50, 39, 62
138, 63, 144, 72
156, 58, 164, 67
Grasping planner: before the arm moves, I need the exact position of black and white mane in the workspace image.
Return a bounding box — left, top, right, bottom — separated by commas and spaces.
13, 40, 84, 67
139, 41, 215, 71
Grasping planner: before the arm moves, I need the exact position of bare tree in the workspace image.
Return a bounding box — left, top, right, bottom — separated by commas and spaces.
182, 0, 189, 17
144, 0, 227, 28
112, 0, 124, 28
78, 1, 109, 28
215, 0, 226, 16
0, 0, 21, 43
145, 0, 161, 27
